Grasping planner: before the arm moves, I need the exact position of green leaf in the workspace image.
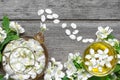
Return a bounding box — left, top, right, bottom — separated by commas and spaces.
0, 74, 4, 80
0, 53, 2, 62
62, 75, 69, 80
0, 34, 19, 52
107, 34, 115, 39
114, 43, 120, 54
2, 16, 10, 33
89, 76, 111, 80
73, 60, 83, 69
114, 64, 120, 73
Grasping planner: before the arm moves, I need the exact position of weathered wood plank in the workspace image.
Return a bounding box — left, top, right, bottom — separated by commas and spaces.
0, 0, 120, 19
6, 20, 119, 63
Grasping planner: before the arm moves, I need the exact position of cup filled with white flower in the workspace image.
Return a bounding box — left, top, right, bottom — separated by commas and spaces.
83, 42, 117, 77
2, 37, 48, 80
0, 16, 48, 80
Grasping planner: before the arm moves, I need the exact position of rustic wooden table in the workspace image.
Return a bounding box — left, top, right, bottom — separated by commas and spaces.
0, 0, 120, 80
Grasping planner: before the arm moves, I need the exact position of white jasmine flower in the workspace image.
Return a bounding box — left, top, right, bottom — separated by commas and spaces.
77, 69, 92, 80
97, 48, 113, 68
44, 58, 65, 80
0, 27, 7, 43
85, 48, 113, 72
117, 54, 120, 64
64, 53, 84, 79
3, 38, 46, 80
11, 74, 30, 80
65, 60, 77, 78
85, 48, 99, 60
105, 39, 119, 46
40, 23, 48, 31
96, 26, 113, 39
51, 58, 63, 70
85, 59, 98, 71
28, 70, 37, 79
4, 64, 14, 75
97, 48, 109, 60
4, 74, 9, 79
9, 21, 25, 34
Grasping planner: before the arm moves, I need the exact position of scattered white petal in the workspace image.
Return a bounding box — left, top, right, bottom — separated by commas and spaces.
90, 48, 95, 54
104, 48, 109, 54
107, 56, 113, 61
38, 9, 44, 15
72, 30, 79, 34
88, 66, 92, 71
85, 61, 90, 65
31, 72, 37, 79
98, 67, 102, 72
117, 54, 120, 58
82, 39, 88, 43
53, 19, 60, 24
45, 9, 52, 14
88, 39, 94, 43
106, 62, 112, 68
4, 74, 9, 79
62, 23, 67, 28
69, 35, 76, 40
41, 15, 46, 22
77, 36, 83, 41
47, 15, 53, 19
85, 55, 91, 59
99, 60, 105, 66
71, 23, 77, 29
52, 13, 59, 18
65, 29, 71, 35
97, 49, 103, 54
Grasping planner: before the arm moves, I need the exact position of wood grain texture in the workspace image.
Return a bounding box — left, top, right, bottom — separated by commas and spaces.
0, 0, 120, 19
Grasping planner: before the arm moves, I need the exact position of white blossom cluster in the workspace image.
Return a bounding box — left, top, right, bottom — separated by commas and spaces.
0, 27, 7, 43
96, 26, 120, 65
44, 53, 92, 80
10, 21, 25, 34
85, 48, 113, 72
0, 21, 25, 43
44, 58, 65, 80
2, 38, 45, 80
96, 26, 119, 46
64, 53, 92, 80
117, 54, 120, 64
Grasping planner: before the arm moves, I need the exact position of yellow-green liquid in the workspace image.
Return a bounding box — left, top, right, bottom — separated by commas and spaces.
83, 42, 117, 77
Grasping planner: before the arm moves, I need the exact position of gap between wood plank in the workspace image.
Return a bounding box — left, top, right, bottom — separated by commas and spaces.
0, 19, 120, 21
